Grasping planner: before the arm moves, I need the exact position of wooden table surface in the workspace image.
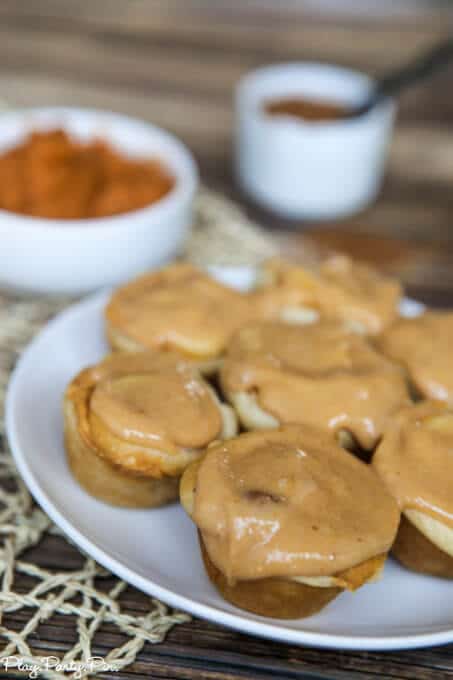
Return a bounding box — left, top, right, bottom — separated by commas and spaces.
2, 1, 453, 678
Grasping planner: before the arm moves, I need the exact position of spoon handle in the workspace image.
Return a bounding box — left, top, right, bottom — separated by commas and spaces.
357, 37, 453, 115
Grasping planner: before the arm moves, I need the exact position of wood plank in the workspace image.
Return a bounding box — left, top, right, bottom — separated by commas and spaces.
4, 606, 453, 679
0, 25, 246, 100
0, 74, 232, 146
0, 6, 451, 127
0, 0, 450, 26
0, 0, 448, 66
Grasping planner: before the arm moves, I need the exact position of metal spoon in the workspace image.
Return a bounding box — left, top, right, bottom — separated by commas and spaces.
347, 36, 453, 118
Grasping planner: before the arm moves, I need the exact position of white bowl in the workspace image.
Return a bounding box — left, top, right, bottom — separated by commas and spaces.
235, 63, 396, 220
0, 107, 198, 295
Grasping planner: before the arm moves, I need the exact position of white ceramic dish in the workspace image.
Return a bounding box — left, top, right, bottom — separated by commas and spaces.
0, 107, 198, 295
7, 268, 453, 652
235, 63, 395, 220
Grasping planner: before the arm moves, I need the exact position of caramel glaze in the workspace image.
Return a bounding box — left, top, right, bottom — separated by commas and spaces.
192, 425, 400, 583
373, 401, 453, 529
220, 320, 410, 450
71, 351, 222, 474
254, 256, 401, 334
105, 264, 260, 359
377, 312, 453, 403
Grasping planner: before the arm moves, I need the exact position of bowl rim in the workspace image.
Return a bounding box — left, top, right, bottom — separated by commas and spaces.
0, 106, 199, 233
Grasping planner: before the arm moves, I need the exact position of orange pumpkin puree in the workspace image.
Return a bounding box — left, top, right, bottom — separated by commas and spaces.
0, 129, 174, 219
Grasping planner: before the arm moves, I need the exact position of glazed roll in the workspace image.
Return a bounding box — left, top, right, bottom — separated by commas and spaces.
253, 255, 402, 334
180, 425, 400, 619
373, 401, 453, 578
64, 351, 237, 507
104, 263, 259, 366
377, 311, 453, 403
220, 319, 410, 451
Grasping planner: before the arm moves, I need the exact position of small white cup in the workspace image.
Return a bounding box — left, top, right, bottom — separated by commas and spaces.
235, 63, 396, 220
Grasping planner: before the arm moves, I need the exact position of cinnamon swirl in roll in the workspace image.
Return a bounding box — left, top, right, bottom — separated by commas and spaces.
373, 401, 453, 578
64, 351, 237, 507
180, 425, 400, 618
254, 255, 401, 334
377, 311, 453, 403
105, 263, 259, 367
220, 320, 410, 451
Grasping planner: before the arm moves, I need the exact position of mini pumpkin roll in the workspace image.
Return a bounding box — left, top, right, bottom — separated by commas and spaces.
254, 255, 402, 334
373, 401, 453, 578
377, 311, 453, 403
180, 425, 400, 619
220, 319, 410, 451
105, 263, 259, 367
64, 351, 237, 508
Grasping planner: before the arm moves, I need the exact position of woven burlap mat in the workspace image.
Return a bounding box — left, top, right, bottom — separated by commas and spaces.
0, 189, 278, 678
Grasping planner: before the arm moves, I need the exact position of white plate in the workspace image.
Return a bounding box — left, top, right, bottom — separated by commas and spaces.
6, 268, 453, 652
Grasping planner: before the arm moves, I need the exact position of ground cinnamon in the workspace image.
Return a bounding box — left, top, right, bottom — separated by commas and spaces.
264, 96, 350, 122
0, 129, 175, 219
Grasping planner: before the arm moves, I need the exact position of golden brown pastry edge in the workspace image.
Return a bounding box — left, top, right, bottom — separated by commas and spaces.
392, 514, 453, 579
64, 397, 179, 508
199, 534, 387, 619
